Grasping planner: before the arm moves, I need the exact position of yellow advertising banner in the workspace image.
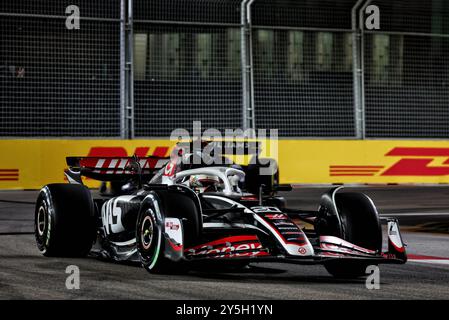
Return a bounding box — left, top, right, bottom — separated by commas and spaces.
1, 139, 449, 189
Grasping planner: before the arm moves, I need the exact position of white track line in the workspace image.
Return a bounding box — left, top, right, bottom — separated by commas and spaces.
380, 212, 449, 217
408, 259, 449, 266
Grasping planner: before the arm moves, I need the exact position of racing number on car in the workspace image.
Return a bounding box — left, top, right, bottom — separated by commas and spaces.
251, 206, 282, 213
102, 199, 126, 234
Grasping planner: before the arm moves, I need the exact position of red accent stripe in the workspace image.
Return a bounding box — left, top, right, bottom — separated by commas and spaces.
408, 254, 449, 261
330, 174, 375, 176
330, 170, 381, 173
187, 235, 258, 251
386, 147, 449, 157
320, 236, 377, 254
79, 158, 98, 167
152, 146, 169, 157
0, 174, 19, 177
102, 158, 112, 169
0, 169, 19, 172
145, 147, 170, 169
262, 217, 307, 246
241, 196, 259, 201
114, 159, 121, 170
134, 147, 150, 157
168, 240, 183, 252
389, 239, 405, 253
330, 166, 384, 168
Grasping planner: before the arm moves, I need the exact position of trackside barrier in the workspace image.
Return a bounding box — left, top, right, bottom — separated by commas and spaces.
1, 140, 449, 189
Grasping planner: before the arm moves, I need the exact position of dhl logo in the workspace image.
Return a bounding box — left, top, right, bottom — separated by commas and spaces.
79, 157, 168, 173
329, 165, 385, 177
0, 169, 19, 181
330, 147, 449, 177
86, 146, 170, 158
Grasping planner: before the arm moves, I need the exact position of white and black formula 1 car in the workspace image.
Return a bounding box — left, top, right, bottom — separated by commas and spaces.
35, 141, 407, 278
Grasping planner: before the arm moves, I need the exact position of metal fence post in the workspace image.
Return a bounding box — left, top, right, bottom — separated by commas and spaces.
358, 0, 373, 140
352, 0, 366, 139
241, 0, 250, 131
127, 0, 135, 139
120, 0, 127, 139
241, 0, 256, 133
247, 0, 256, 133
120, 0, 134, 139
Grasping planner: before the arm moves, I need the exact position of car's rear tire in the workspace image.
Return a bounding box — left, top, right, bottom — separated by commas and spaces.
35, 184, 96, 257
317, 192, 382, 278
136, 188, 200, 274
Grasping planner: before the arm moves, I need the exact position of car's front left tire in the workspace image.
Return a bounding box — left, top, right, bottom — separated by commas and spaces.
136, 188, 201, 274
136, 205, 167, 273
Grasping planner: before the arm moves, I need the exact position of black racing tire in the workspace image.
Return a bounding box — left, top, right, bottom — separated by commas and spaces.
136, 205, 167, 273
136, 189, 200, 274
35, 184, 96, 257
319, 192, 382, 278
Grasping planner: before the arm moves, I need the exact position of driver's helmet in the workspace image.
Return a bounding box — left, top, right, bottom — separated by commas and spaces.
189, 174, 222, 193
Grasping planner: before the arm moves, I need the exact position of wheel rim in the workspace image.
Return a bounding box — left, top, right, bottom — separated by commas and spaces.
141, 215, 154, 250
37, 205, 47, 236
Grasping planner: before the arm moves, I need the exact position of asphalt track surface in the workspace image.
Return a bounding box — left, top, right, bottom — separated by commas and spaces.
0, 186, 448, 300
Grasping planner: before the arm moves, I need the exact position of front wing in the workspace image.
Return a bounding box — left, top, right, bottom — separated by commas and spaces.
174, 218, 407, 265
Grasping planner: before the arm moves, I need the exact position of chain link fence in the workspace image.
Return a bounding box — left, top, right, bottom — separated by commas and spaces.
133, 0, 243, 137
0, 0, 121, 137
251, 0, 357, 137
363, 0, 449, 138
0, 0, 449, 139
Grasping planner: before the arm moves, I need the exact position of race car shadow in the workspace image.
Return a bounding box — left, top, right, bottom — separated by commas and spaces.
189, 264, 287, 274
89, 255, 365, 284
188, 264, 365, 284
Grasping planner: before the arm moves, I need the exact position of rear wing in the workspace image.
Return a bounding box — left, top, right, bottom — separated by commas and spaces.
65, 156, 169, 183
176, 140, 261, 156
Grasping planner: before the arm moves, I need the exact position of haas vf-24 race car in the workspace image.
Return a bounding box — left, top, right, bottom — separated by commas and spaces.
35, 143, 407, 278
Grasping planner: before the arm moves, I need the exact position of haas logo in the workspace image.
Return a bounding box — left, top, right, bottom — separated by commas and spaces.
165, 221, 180, 231
264, 214, 287, 220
